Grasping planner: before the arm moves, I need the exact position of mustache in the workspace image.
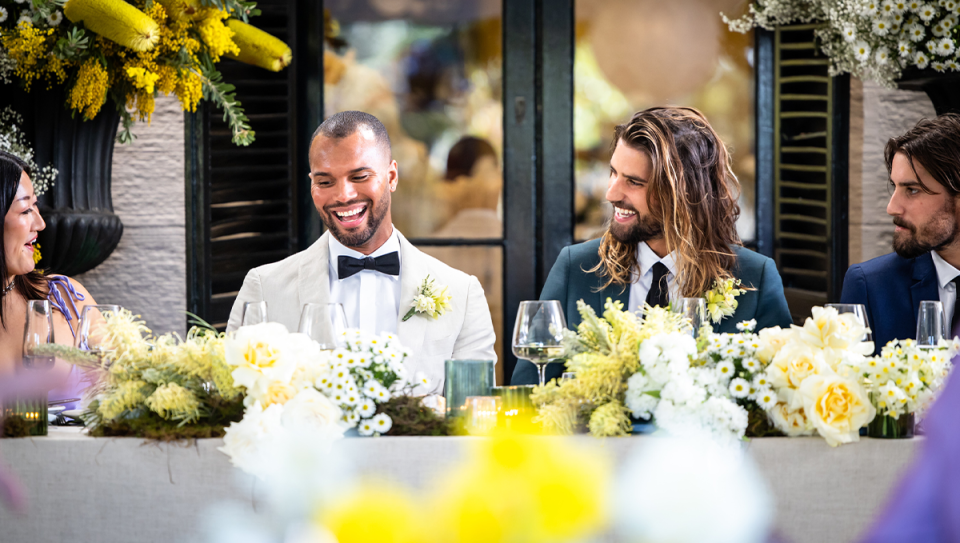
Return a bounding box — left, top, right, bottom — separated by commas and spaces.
608, 200, 637, 212
323, 198, 371, 213
893, 217, 916, 232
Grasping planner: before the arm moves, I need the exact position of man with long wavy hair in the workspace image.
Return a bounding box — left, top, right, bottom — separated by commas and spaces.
512, 107, 792, 385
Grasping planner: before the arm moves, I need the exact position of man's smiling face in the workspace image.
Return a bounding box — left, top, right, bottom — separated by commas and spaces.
605, 139, 663, 245
309, 128, 398, 254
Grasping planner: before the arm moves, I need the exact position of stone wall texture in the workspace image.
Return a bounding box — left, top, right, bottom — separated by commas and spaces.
849, 80, 936, 265
75, 96, 186, 336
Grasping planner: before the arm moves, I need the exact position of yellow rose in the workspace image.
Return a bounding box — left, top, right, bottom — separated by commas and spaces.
767, 402, 815, 437
756, 326, 793, 363
799, 374, 876, 447
796, 307, 871, 353
767, 341, 830, 408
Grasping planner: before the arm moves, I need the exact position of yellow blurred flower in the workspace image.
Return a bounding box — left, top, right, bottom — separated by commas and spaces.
145, 382, 201, 422
225, 19, 292, 72
126, 66, 160, 94
63, 0, 161, 51
2, 22, 57, 91
196, 14, 239, 62
588, 400, 631, 437
175, 70, 203, 112
320, 483, 423, 543
68, 58, 109, 120
98, 379, 148, 420
32, 243, 41, 265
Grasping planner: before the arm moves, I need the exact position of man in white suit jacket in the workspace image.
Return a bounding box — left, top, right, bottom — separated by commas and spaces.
227, 111, 496, 390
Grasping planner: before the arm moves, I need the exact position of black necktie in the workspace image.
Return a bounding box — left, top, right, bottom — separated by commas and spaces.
951, 277, 960, 339
645, 262, 670, 308
337, 252, 400, 279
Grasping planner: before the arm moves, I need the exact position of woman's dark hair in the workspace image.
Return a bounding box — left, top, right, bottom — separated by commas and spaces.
0, 150, 48, 327
884, 113, 960, 195
444, 137, 498, 181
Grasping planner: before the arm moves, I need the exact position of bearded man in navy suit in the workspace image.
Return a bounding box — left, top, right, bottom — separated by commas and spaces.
841, 114, 960, 353
512, 107, 793, 385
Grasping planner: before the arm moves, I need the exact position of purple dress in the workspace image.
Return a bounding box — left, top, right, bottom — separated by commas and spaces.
45, 276, 86, 410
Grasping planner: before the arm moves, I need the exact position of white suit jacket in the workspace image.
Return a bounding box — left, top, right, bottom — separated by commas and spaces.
226, 230, 497, 391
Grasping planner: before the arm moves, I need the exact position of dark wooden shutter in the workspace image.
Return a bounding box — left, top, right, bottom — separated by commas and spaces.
771, 24, 849, 322
186, 0, 301, 329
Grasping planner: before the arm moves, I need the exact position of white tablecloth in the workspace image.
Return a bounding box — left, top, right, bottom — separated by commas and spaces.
0, 428, 921, 543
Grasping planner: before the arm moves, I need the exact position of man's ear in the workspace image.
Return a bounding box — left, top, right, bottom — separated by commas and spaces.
388, 160, 399, 192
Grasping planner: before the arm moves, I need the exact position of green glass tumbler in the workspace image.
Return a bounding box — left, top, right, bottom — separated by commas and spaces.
867, 412, 914, 439
2, 396, 48, 436
444, 359, 496, 419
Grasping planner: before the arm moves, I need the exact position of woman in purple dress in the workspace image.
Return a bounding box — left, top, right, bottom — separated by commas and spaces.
0, 151, 100, 408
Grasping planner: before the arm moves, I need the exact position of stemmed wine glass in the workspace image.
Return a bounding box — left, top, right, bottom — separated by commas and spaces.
916, 300, 946, 348
298, 303, 348, 350
241, 301, 268, 326
512, 300, 566, 387
23, 300, 54, 370
671, 297, 707, 336
74, 304, 121, 359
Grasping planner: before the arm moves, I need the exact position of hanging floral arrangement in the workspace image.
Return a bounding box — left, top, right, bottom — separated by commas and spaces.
0, 0, 292, 146
724, 0, 960, 87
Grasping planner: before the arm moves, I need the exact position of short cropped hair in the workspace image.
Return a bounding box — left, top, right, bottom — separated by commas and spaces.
312, 110, 392, 158
885, 113, 960, 195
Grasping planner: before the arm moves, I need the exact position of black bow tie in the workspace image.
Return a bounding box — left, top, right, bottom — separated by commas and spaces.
337, 252, 400, 279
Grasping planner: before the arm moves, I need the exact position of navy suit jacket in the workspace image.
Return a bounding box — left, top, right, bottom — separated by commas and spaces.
510, 240, 794, 385
839, 251, 939, 354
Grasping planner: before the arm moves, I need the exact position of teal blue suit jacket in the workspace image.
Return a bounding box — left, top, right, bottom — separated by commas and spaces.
510, 240, 793, 385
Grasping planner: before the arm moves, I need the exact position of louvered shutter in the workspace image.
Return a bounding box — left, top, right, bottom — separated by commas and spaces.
772, 24, 849, 322
187, 0, 299, 330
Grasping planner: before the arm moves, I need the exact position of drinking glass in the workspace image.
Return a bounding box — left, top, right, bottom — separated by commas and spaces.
825, 303, 874, 349
916, 300, 946, 347
241, 301, 268, 326
74, 304, 121, 356
22, 300, 54, 370
512, 300, 566, 387
464, 396, 501, 436
298, 303, 348, 350
671, 297, 707, 335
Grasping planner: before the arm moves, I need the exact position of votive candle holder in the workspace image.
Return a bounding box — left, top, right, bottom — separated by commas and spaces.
444, 359, 496, 419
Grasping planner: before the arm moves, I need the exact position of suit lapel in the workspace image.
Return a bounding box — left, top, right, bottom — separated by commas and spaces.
396, 231, 428, 352
297, 232, 332, 312
911, 252, 939, 325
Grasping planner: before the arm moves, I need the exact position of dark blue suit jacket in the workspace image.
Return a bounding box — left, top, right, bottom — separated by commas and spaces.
839, 252, 939, 353
510, 240, 794, 385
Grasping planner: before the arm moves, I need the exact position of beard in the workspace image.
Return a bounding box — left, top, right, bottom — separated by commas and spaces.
892, 198, 958, 259
320, 193, 391, 248
608, 201, 663, 245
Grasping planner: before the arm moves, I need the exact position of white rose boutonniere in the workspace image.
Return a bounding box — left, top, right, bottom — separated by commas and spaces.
402, 274, 452, 322
703, 278, 747, 324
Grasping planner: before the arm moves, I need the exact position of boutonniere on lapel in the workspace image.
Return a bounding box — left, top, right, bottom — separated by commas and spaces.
402, 275, 453, 322
703, 277, 747, 324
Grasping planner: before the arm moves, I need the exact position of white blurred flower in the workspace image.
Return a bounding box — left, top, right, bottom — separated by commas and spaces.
716, 360, 735, 379
0, 7, 8, 22
873, 18, 892, 35
876, 47, 891, 64
729, 378, 750, 399
926, 39, 940, 53
414, 371, 431, 388
45, 10, 62, 26
915, 50, 931, 67
357, 399, 376, 418
17, 12, 31, 25
224, 323, 300, 392
736, 319, 757, 332
881, 0, 897, 15
908, 0, 922, 10
906, 22, 926, 41
219, 402, 284, 478
755, 388, 778, 409
933, 61, 947, 71
357, 419, 375, 436
371, 413, 393, 434
919, 3, 938, 20
864, 0, 881, 14
937, 37, 956, 55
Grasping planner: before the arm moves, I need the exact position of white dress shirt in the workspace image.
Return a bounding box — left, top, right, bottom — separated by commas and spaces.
328, 228, 402, 335
931, 251, 960, 328
628, 242, 679, 314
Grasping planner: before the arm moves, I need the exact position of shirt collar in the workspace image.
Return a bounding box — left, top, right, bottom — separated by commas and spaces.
931, 250, 960, 289
637, 241, 677, 277
328, 227, 401, 280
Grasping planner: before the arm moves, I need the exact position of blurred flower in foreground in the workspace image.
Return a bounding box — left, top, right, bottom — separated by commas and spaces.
614, 435, 774, 543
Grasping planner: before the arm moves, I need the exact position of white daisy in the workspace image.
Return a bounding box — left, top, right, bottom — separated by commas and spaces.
358, 420, 375, 436
0, 7, 8, 22
357, 400, 376, 418
729, 377, 750, 399
947, 0, 958, 10
854, 41, 872, 62
414, 371, 431, 388
938, 36, 956, 55
947, 58, 960, 70
881, 0, 897, 15
908, 0, 923, 10
753, 374, 770, 388
926, 39, 940, 54
743, 358, 760, 372
894, 0, 909, 11
45, 10, 62, 26
915, 50, 931, 68
892, 11, 906, 24
756, 388, 778, 409
932, 60, 947, 71
17, 12, 31, 25
13, 0, 26, 4
842, 24, 857, 42
907, 22, 926, 41
919, 3, 938, 21
371, 413, 393, 434
876, 47, 891, 64
864, 0, 880, 14
716, 360, 735, 378
899, 40, 914, 56
933, 22, 948, 36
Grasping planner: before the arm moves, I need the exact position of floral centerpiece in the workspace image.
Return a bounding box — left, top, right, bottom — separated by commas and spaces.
41, 309, 245, 439
724, 0, 960, 86
0, 0, 292, 145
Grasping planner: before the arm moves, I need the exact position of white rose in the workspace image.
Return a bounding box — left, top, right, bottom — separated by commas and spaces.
767, 402, 815, 437
767, 341, 831, 408
281, 388, 345, 439
225, 322, 298, 391
219, 401, 284, 477
799, 374, 876, 447
756, 326, 793, 363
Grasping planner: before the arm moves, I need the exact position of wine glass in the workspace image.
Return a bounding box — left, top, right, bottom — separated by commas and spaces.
825, 303, 874, 349
74, 304, 120, 351
916, 300, 946, 348
23, 300, 54, 370
512, 300, 566, 387
298, 303, 348, 350
671, 297, 707, 336
241, 301, 268, 326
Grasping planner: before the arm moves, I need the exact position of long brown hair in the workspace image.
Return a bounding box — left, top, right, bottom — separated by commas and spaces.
0, 151, 49, 328
590, 107, 742, 296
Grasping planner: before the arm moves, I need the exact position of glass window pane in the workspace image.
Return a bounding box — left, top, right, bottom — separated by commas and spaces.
325, 2, 503, 239
419, 245, 504, 382
574, 0, 756, 243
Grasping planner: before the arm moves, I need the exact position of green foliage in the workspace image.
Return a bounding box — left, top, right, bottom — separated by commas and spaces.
53, 27, 89, 60
199, 0, 261, 21
87, 394, 244, 440
198, 58, 255, 146
378, 394, 450, 436
1, 415, 33, 438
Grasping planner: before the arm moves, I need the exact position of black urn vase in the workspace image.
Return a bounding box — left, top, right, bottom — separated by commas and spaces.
897, 67, 960, 115
0, 84, 123, 276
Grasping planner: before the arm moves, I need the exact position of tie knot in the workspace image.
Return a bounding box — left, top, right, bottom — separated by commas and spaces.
651, 262, 670, 278
363, 257, 377, 270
